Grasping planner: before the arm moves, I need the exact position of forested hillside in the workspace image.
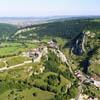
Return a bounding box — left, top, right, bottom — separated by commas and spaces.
0, 23, 17, 39
13, 19, 100, 40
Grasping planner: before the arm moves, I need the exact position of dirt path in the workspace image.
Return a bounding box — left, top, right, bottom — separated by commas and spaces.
51, 49, 75, 76
0, 60, 32, 72
75, 81, 83, 100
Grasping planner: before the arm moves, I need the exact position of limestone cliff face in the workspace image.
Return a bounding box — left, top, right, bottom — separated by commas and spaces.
70, 32, 86, 55
70, 31, 96, 56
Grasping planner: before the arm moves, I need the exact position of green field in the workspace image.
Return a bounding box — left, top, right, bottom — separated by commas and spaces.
6, 56, 30, 66
0, 42, 38, 57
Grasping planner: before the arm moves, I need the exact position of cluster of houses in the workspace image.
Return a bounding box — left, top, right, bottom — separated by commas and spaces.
89, 77, 100, 88
22, 46, 48, 63
22, 39, 58, 62
74, 70, 85, 81
75, 70, 100, 89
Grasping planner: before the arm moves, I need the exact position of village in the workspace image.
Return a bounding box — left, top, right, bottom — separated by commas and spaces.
0, 39, 100, 91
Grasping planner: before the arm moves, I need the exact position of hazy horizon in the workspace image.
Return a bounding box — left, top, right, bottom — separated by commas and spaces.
0, 0, 100, 17
0, 15, 100, 18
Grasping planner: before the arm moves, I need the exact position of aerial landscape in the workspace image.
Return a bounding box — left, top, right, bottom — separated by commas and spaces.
0, 0, 100, 100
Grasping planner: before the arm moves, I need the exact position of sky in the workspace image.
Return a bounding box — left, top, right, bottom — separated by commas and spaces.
0, 0, 100, 17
